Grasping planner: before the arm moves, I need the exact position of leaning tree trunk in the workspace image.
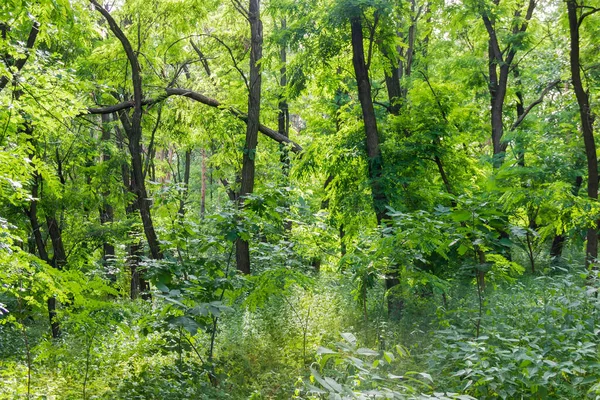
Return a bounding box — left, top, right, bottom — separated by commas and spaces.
236, 0, 263, 275
567, 0, 598, 266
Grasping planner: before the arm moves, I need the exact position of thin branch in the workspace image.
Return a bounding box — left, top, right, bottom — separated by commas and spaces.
203, 34, 248, 90
510, 79, 560, 131
373, 100, 391, 112
579, 7, 600, 26
232, 0, 250, 21
509, 33, 550, 73
90, 0, 143, 135
0, 20, 40, 93
481, 14, 503, 63
190, 40, 212, 77
84, 88, 303, 152
419, 71, 448, 121
162, 33, 248, 89
366, 12, 379, 71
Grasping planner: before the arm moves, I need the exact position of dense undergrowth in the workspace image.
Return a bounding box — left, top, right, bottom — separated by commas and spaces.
2, 261, 600, 399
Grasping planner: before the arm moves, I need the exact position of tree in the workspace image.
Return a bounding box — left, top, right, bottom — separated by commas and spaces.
478, 0, 536, 167
566, 0, 599, 265
236, 0, 264, 275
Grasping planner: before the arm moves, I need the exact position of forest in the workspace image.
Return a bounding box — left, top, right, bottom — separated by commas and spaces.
1, 0, 600, 398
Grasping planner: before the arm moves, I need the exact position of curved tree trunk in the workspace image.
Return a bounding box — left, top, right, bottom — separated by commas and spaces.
91, 1, 163, 265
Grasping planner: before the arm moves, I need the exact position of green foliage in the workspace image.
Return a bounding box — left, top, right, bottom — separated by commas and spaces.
429, 272, 600, 399
304, 332, 475, 399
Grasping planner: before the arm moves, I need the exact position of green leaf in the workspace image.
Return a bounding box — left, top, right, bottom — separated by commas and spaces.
340, 332, 357, 346
356, 348, 378, 356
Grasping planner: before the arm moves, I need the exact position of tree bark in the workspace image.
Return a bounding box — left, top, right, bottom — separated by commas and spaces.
201, 149, 207, 218
178, 149, 192, 217
27, 169, 61, 338
350, 16, 401, 317
278, 18, 291, 174
86, 88, 302, 153
350, 17, 388, 225
91, 0, 162, 262
567, 0, 598, 266
118, 111, 163, 261
99, 114, 116, 279
114, 113, 146, 299
481, 0, 536, 167
235, 0, 263, 275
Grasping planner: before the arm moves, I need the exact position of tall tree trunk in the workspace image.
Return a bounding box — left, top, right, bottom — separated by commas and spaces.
514, 67, 526, 167
179, 149, 192, 217
117, 111, 162, 261
278, 18, 292, 232
116, 112, 149, 298
350, 16, 401, 317
100, 114, 115, 280
200, 149, 207, 218
383, 0, 418, 114
236, 0, 263, 275
27, 169, 60, 338
21, 116, 61, 337
350, 17, 388, 224
481, 0, 536, 167
278, 18, 290, 175
567, 0, 598, 266
91, 0, 162, 263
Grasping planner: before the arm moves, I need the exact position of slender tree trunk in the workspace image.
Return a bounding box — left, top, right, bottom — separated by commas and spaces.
278, 18, 292, 232
100, 114, 115, 280
236, 0, 263, 275
384, 0, 417, 109
114, 113, 145, 299
130, 126, 162, 259
567, 0, 598, 266
514, 67, 526, 167
340, 224, 346, 258
201, 149, 207, 218
28, 170, 61, 338
118, 114, 149, 298
92, 1, 162, 263
384, 64, 402, 115
179, 149, 192, 217
278, 18, 290, 175
21, 118, 61, 338
118, 111, 163, 261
